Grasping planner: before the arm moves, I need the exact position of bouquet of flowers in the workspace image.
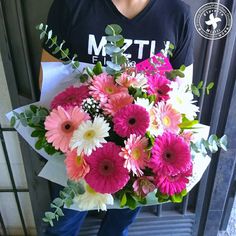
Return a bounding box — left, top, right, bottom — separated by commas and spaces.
7, 24, 227, 226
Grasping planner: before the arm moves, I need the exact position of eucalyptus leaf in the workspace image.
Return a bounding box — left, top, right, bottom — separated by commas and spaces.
105, 24, 122, 35
107, 61, 121, 71
106, 35, 123, 43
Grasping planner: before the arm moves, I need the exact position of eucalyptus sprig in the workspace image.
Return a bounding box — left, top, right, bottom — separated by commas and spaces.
43, 180, 85, 226
191, 134, 227, 157
11, 105, 58, 155
191, 81, 214, 97
36, 23, 80, 70
105, 24, 127, 76
165, 64, 186, 81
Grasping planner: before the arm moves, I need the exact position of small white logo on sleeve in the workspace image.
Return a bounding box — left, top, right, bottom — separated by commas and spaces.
194, 3, 233, 40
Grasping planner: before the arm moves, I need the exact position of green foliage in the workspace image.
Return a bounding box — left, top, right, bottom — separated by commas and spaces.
36, 23, 80, 72
43, 180, 85, 226
191, 81, 215, 97
155, 189, 187, 203
165, 69, 185, 81
179, 116, 199, 129
104, 24, 127, 76
191, 134, 228, 157
11, 105, 58, 155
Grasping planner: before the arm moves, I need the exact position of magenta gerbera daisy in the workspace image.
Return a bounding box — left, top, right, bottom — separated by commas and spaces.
65, 149, 90, 181
113, 104, 150, 138
120, 134, 149, 176
89, 73, 127, 104
50, 85, 89, 110
85, 142, 130, 194
44, 106, 90, 153
154, 172, 189, 196
147, 74, 171, 102
150, 132, 191, 175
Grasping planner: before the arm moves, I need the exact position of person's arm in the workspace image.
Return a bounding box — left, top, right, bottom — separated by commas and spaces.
39, 49, 61, 89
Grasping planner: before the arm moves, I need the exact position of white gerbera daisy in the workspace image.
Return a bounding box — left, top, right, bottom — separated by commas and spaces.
168, 82, 199, 120
70, 116, 110, 155
73, 184, 114, 211
135, 98, 154, 112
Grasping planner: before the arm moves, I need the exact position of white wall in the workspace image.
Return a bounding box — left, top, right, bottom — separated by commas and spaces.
0, 53, 36, 235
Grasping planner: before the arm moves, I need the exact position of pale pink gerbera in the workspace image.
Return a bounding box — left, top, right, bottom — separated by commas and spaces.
149, 132, 191, 175
89, 73, 127, 104
147, 74, 171, 102
85, 142, 130, 194
133, 176, 155, 198
154, 172, 190, 196
50, 85, 89, 110
65, 149, 90, 181
154, 102, 182, 134
45, 106, 90, 153
113, 104, 150, 138
120, 134, 149, 176
104, 92, 133, 116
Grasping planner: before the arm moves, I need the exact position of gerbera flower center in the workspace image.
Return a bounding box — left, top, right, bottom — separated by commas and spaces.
76, 156, 83, 166
61, 121, 74, 133
99, 159, 115, 176
132, 148, 141, 160
157, 89, 163, 95
164, 151, 174, 161
105, 87, 114, 94
66, 95, 76, 102
162, 116, 171, 127
129, 118, 136, 125
83, 130, 96, 140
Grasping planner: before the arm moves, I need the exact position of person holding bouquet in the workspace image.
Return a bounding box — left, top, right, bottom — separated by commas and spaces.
41, 0, 194, 235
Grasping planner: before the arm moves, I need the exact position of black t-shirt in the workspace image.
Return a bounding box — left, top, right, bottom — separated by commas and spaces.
44, 0, 194, 69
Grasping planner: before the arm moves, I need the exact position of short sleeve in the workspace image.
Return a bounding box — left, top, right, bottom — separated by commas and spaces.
170, 10, 194, 69
43, 0, 71, 56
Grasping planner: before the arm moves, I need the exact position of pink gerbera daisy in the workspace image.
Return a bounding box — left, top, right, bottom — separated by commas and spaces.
65, 149, 90, 181
44, 106, 90, 153
154, 172, 189, 196
154, 102, 182, 134
104, 92, 133, 116
150, 132, 191, 175
85, 142, 130, 194
133, 176, 155, 198
89, 73, 127, 104
147, 74, 171, 102
113, 104, 150, 138
50, 85, 89, 110
120, 134, 149, 176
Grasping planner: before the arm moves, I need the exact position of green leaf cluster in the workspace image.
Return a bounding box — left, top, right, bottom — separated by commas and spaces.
156, 189, 187, 203
43, 180, 85, 226
11, 105, 58, 155
165, 68, 185, 81
36, 23, 80, 72
105, 24, 127, 76
191, 134, 227, 157
191, 81, 214, 97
